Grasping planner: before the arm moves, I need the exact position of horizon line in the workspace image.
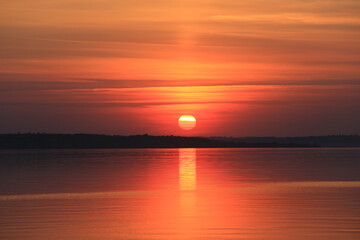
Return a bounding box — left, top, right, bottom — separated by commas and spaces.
1, 132, 359, 139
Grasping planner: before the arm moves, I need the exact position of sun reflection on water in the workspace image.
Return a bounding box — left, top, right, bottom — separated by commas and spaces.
179, 148, 196, 191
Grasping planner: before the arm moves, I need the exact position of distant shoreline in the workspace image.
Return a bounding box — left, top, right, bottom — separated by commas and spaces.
3, 133, 359, 149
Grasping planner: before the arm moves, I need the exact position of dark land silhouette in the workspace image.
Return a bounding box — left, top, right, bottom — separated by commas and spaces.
0, 133, 324, 149
209, 135, 360, 148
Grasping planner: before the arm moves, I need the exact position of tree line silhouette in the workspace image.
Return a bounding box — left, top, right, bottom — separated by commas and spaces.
0, 133, 322, 149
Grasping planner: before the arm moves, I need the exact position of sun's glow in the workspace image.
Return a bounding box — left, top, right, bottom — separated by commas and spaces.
178, 115, 196, 130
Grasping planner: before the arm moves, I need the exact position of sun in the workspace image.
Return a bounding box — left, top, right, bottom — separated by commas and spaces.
178, 115, 196, 130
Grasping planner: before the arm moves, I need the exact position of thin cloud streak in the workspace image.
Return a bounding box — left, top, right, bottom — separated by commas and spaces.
2, 77, 360, 92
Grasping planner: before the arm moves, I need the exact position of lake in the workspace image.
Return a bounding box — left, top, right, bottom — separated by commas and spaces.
0, 148, 359, 239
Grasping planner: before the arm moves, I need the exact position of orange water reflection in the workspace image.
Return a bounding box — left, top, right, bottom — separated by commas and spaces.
1, 149, 360, 240
179, 148, 196, 191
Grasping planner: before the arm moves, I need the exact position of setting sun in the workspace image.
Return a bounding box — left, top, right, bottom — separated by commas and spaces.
178, 115, 196, 130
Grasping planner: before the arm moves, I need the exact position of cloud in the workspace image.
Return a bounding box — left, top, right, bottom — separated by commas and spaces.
210, 14, 360, 25
1, 73, 360, 92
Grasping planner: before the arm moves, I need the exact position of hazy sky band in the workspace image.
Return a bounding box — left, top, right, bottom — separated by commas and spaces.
1, 0, 359, 136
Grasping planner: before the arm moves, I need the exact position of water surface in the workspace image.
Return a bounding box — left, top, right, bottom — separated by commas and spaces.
0, 148, 359, 239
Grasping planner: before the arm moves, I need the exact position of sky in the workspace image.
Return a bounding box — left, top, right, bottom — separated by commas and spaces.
1, 0, 360, 136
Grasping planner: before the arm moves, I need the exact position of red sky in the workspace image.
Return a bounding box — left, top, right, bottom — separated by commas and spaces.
1, 0, 360, 136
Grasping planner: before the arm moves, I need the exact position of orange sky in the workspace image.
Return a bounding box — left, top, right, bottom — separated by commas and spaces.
1, 0, 360, 136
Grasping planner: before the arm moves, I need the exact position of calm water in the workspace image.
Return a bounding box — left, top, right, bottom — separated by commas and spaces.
0, 148, 359, 239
